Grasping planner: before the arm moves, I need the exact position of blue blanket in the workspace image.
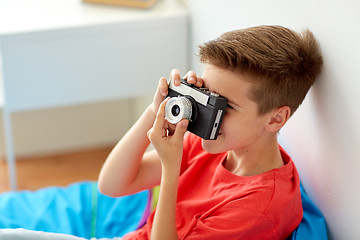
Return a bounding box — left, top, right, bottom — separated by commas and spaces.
0, 181, 327, 239
288, 184, 328, 239
0, 182, 150, 239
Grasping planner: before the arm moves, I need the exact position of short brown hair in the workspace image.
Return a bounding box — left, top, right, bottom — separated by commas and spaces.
199, 25, 323, 116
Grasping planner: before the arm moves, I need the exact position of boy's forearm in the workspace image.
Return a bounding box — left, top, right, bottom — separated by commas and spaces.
147, 98, 188, 240
98, 105, 156, 196
151, 163, 180, 240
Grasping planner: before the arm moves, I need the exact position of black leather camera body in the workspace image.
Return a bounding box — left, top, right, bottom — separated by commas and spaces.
165, 79, 228, 140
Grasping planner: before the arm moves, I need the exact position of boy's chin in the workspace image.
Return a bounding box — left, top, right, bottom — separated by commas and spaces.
201, 138, 224, 154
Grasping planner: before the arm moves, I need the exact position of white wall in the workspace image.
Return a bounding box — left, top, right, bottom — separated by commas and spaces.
0, 95, 154, 159
0, 99, 129, 158
183, 0, 360, 239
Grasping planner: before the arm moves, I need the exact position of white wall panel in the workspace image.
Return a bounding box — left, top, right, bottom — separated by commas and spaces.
183, 0, 360, 239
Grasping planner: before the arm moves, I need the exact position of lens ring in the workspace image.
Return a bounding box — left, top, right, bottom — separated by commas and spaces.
165, 97, 192, 124
171, 105, 181, 117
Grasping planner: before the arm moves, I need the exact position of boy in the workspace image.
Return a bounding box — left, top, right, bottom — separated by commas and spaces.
98, 25, 323, 239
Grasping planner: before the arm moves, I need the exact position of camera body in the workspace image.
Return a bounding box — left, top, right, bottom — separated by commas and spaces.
165, 79, 228, 140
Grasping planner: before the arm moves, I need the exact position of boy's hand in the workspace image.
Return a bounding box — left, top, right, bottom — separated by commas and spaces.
183, 70, 204, 88
147, 70, 201, 240
151, 76, 168, 117
150, 69, 204, 116
147, 98, 188, 170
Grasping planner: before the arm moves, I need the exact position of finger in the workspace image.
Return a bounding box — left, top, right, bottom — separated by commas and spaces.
170, 69, 181, 86
173, 119, 189, 141
153, 77, 168, 106
167, 122, 176, 136
152, 98, 169, 134
184, 71, 204, 88
148, 99, 169, 142
195, 76, 204, 88
147, 127, 153, 140
184, 70, 197, 83
158, 77, 168, 97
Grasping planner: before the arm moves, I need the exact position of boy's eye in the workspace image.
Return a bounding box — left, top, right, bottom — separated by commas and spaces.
226, 104, 234, 109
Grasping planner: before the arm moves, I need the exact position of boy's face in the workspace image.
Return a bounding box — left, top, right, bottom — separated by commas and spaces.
200, 64, 273, 154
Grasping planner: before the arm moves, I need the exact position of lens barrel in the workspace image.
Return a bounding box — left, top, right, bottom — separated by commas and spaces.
165, 97, 193, 124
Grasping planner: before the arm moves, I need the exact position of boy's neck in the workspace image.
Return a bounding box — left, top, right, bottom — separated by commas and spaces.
224, 137, 284, 177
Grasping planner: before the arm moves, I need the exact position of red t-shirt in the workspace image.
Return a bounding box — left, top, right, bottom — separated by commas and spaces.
124, 133, 302, 240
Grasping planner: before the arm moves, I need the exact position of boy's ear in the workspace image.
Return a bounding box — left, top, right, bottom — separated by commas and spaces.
265, 106, 291, 132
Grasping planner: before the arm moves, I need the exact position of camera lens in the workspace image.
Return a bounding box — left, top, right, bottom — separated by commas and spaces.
165, 97, 192, 124
171, 105, 180, 116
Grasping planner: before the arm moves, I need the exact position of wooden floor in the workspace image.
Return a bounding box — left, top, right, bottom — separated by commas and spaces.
0, 146, 113, 193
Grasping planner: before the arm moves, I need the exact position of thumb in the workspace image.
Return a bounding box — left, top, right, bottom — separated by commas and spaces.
173, 119, 188, 140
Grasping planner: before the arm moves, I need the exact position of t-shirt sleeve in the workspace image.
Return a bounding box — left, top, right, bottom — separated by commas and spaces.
183, 204, 280, 240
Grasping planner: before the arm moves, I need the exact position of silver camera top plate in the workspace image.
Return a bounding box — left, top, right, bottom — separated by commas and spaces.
168, 79, 209, 106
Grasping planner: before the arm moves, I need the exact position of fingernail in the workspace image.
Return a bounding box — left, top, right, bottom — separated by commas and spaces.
175, 79, 180, 85
181, 121, 188, 128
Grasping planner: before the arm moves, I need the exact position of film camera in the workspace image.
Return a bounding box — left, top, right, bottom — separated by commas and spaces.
165, 79, 228, 140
